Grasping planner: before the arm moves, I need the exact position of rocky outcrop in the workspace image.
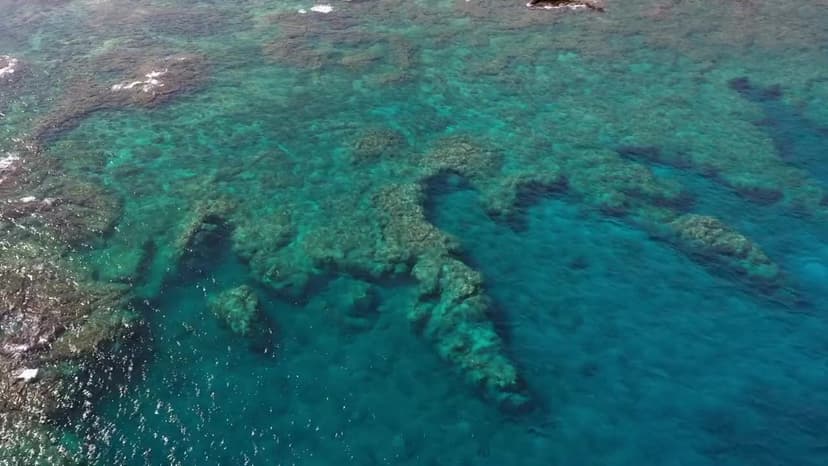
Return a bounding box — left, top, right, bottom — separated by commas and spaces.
0, 138, 138, 461
174, 198, 236, 273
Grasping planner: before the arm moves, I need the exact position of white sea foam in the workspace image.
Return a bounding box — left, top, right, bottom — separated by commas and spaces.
15, 368, 39, 382
310, 4, 333, 13
111, 68, 169, 93
0, 153, 20, 171
0, 55, 18, 79
526, 2, 588, 9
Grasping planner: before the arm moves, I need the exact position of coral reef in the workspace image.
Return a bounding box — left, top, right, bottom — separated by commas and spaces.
139, 7, 241, 38
230, 208, 303, 297
174, 198, 236, 274
209, 285, 273, 350
465, 147, 788, 299
5, 0, 821, 435
0, 139, 137, 462
0, 242, 137, 464
375, 183, 530, 410
318, 277, 379, 331
666, 214, 784, 291
420, 136, 503, 182
35, 52, 209, 140
349, 128, 406, 162
478, 171, 568, 220
261, 11, 419, 81
0, 142, 121, 246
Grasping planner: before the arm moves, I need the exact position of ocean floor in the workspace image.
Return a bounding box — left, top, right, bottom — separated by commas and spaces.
1, 1, 827, 465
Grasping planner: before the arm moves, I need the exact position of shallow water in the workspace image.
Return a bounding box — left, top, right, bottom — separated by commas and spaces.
2, 0, 828, 465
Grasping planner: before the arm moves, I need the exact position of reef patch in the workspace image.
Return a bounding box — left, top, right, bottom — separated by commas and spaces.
35, 53, 209, 140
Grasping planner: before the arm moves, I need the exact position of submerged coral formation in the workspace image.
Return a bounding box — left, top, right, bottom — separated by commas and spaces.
35, 52, 208, 140
0, 242, 137, 464
666, 214, 783, 291
0, 142, 121, 246
375, 183, 530, 410
349, 128, 406, 162
209, 285, 272, 350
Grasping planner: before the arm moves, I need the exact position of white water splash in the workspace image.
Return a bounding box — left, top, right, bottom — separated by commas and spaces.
0, 55, 18, 79
310, 4, 333, 13
0, 153, 20, 171
112, 68, 168, 93
15, 368, 39, 382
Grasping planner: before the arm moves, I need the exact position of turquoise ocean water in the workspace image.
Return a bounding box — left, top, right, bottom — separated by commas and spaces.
1, 0, 828, 465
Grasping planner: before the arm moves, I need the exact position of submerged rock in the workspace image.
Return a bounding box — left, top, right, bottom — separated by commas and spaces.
174, 198, 235, 275
313, 277, 379, 331
209, 285, 273, 350
478, 171, 568, 220
0, 139, 138, 460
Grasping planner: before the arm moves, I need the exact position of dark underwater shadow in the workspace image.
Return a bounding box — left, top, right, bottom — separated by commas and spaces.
729, 76, 828, 186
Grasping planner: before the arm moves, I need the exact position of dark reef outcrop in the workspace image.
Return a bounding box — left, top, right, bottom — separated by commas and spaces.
35, 52, 209, 141
0, 142, 121, 246
0, 243, 138, 464
0, 140, 138, 462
